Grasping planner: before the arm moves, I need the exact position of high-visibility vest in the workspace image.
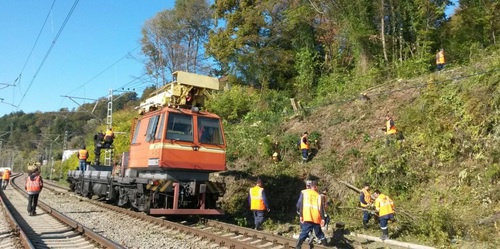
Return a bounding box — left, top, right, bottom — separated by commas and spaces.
360, 189, 371, 207
249, 186, 266, 211
79, 149, 88, 160
386, 120, 397, 135
300, 135, 309, 150
436, 51, 445, 64
301, 189, 322, 224
375, 194, 395, 217
26, 175, 42, 193
2, 170, 10, 180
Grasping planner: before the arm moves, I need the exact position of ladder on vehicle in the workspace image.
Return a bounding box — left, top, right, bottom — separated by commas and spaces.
105, 89, 113, 166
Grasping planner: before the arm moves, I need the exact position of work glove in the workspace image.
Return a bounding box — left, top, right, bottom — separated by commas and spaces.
320, 219, 325, 227
267, 209, 271, 213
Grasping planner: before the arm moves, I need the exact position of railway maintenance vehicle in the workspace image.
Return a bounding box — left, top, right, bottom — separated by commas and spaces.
67, 71, 227, 215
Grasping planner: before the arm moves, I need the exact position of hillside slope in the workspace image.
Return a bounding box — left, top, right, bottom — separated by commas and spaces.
221, 47, 500, 248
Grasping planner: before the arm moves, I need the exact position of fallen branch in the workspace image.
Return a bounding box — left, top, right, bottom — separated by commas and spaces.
338, 206, 378, 216
338, 180, 361, 193
397, 208, 417, 221
348, 232, 436, 249
337, 180, 417, 221
477, 212, 500, 225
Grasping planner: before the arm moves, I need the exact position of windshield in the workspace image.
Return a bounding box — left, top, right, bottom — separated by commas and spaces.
166, 112, 194, 142
198, 117, 223, 145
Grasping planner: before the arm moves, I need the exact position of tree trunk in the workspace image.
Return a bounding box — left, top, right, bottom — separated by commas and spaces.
381, 0, 388, 63
194, 39, 199, 72
491, 18, 496, 44
390, 0, 396, 64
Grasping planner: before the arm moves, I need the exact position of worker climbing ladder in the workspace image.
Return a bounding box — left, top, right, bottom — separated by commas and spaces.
104, 89, 113, 166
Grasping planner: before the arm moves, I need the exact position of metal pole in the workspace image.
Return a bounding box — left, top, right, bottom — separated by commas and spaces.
47, 135, 60, 180
61, 131, 68, 180
49, 142, 53, 180
0, 140, 2, 168
50, 156, 54, 180
60, 161, 65, 180
9, 149, 14, 169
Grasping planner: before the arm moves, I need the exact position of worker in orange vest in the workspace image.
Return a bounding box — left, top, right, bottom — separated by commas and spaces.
373, 190, 395, 240
103, 128, 115, 148
436, 48, 446, 71
383, 114, 399, 145
295, 180, 327, 248
25, 168, 43, 216
78, 145, 89, 171
2, 169, 11, 190
299, 132, 310, 164
385, 115, 397, 135
248, 179, 270, 230
359, 182, 373, 229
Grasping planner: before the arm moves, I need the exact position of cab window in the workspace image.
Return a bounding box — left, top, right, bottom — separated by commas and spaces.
131, 120, 141, 144
146, 115, 160, 142
155, 113, 165, 140
197, 117, 223, 145
166, 113, 193, 142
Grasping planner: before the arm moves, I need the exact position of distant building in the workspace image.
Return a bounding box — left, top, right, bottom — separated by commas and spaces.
63, 150, 79, 162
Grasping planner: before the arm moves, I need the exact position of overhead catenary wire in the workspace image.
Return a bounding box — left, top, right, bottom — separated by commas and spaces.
16, 0, 57, 92
66, 46, 141, 95
56, 47, 147, 114
17, 0, 80, 109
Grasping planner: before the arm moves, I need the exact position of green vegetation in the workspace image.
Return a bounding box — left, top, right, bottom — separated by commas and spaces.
0, 0, 499, 247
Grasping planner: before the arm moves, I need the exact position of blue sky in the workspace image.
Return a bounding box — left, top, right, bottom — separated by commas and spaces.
447, 0, 459, 16
0, 1, 459, 117
0, 1, 175, 116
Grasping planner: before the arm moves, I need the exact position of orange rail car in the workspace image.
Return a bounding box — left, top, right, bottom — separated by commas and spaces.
67, 71, 227, 215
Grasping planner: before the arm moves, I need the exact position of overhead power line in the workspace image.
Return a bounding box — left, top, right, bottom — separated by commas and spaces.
17, 0, 80, 109
17, 0, 57, 87
66, 46, 141, 95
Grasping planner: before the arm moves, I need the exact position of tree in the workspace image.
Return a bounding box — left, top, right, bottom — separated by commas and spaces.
442, 0, 499, 63
141, 0, 213, 85
208, 0, 322, 91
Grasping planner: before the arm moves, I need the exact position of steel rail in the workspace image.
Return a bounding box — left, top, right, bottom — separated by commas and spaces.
11, 173, 125, 249
0, 173, 35, 249
70, 197, 271, 249
45, 180, 436, 249
45, 182, 295, 248
203, 219, 330, 249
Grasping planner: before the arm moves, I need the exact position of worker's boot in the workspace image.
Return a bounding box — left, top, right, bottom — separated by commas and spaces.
308, 233, 315, 245
362, 220, 368, 229
380, 228, 389, 240
295, 239, 304, 249
319, 238, 327, 246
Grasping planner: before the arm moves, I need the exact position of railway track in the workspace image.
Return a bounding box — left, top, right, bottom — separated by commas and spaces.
3, 173, 123, 249
0, 190, 23, 248
43, 180, 329, 249
43, 180, 435, 249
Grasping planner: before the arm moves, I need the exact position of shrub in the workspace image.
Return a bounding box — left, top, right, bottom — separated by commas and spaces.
413, 207, 466, 245
205, 85, 259, 122
485, 163, 500, 184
